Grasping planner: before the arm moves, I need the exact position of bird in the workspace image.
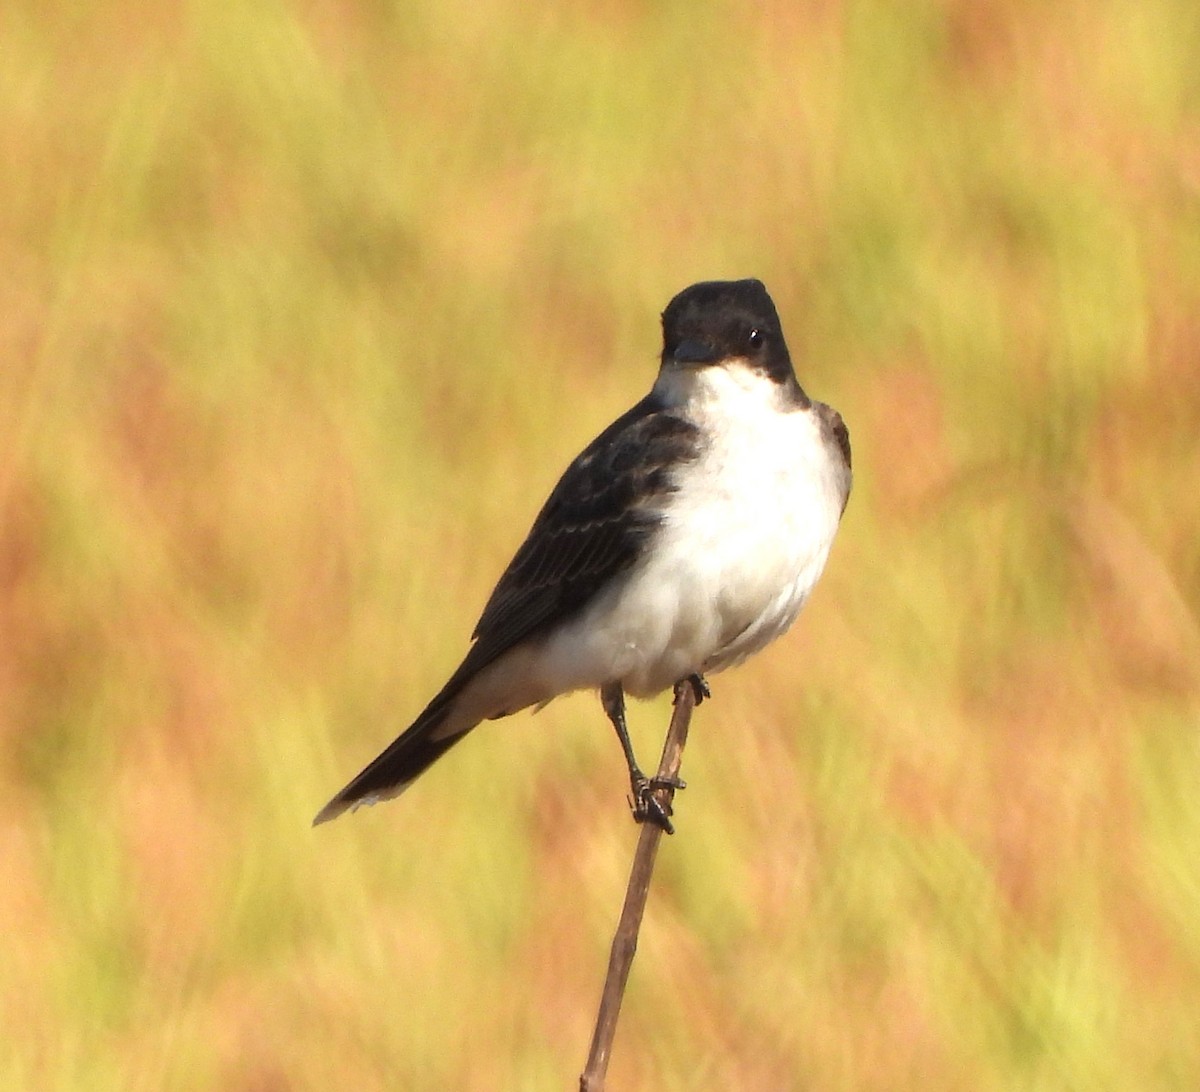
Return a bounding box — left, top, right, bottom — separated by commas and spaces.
314, 278, 851, 831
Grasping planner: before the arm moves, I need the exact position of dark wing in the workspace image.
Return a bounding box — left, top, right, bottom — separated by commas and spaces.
311, 393, 699, 824
463, 392, 700, 673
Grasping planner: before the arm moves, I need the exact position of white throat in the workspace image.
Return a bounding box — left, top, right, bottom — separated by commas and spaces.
652, 358, 801, 418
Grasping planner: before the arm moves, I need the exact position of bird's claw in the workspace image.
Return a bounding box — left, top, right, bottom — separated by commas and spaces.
677, 673, 710, 706
628, 773, 686, 835
651, 774, 687, 792
630, 790, 674, 835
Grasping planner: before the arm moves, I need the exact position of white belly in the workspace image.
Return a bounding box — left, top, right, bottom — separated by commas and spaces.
536, 374, 845, 700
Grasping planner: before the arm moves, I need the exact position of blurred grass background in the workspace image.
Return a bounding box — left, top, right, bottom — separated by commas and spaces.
3, 0, 1200, 1088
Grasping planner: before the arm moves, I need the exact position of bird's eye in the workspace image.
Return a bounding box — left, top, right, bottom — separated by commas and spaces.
747, 328, 764, 349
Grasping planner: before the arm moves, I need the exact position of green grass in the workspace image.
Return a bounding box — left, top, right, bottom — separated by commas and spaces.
4, 0, 1200, 1087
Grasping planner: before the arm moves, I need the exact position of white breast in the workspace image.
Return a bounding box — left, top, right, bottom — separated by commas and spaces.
539, 362, 846, 699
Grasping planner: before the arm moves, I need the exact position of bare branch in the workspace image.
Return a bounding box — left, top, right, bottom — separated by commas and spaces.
579, 678, 698, 1092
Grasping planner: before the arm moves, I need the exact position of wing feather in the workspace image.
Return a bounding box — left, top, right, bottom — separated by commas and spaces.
467, 394, 699, 669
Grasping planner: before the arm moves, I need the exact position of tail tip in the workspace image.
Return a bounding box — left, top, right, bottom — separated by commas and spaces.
312, 796, 351, 827
311, 782, 412, 827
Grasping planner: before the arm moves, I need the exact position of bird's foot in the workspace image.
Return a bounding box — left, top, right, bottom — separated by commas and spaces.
677, 673, 710, 706
629, 772, 687, 835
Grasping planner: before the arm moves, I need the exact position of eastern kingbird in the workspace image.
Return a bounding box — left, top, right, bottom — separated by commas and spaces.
314, 279, 851, 831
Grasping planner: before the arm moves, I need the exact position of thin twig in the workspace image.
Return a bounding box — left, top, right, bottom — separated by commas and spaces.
579, 679, 698, 1092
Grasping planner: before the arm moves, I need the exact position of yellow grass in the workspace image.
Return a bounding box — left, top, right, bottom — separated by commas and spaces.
3, 0, 1200, 1087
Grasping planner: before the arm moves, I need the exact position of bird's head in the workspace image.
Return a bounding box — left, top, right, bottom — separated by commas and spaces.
656, 279, 807, 408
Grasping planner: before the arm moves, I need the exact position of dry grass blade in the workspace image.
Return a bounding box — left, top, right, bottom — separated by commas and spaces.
579, 679, 698, 1092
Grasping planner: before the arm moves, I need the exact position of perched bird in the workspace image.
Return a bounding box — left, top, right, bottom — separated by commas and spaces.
314, 279, 851, 831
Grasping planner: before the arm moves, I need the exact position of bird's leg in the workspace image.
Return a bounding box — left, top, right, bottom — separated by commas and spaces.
600, 681, 684, 834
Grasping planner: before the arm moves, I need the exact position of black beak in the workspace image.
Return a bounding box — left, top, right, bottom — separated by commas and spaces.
671, 339, 723, 366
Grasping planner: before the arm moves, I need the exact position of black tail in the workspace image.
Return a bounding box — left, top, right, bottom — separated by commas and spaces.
312, 688, 472, 826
